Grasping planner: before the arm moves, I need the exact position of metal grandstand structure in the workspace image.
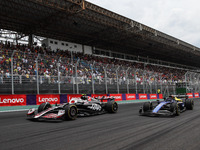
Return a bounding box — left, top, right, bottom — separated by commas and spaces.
0, 0, 200, 67
0, 0, 200, 96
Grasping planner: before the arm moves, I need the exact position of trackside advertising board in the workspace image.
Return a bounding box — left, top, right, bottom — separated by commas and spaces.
36, 94, 60, 105
3, 93, 200, 107
194, 93, 199, 98
108, 94, 123, 101
149, 94, 157, 99
67, 94, 82, 102
187, 93, 193, 98
139, 94, 147, 100
0, 95, 26, 106
159, 94, 163, 99
126, 94, 136, 100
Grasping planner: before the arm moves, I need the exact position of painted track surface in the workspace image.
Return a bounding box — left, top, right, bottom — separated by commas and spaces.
1, 99, 200, 150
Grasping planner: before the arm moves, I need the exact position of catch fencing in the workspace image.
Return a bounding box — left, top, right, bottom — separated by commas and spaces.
0, 50, 199, 97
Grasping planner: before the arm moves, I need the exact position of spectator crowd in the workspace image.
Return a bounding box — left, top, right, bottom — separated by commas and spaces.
0, 42, 187, 85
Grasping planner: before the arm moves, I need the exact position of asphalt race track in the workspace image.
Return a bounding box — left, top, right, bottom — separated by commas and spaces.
1, 99, 200, 150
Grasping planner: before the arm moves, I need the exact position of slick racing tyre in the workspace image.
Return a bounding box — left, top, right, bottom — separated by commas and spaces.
105, 101, 118, 113
38, 102, 52, 113
143, 102, 152, 112
64, 104, 78, 120
170, 103, 180, 116
185, 99, 194, 110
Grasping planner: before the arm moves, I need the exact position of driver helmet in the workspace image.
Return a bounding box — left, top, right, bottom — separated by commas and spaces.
81, 94, 88, 100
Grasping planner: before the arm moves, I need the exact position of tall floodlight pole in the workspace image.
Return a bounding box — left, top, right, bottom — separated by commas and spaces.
36, 54, 40, 94
126, 67, 130, 94
134, 69, 139, 94
11, 50, 16, 94
57, 57, 61, 94
104, 64, 109, 94
185, 71, 189, 93
116, 66, 120, 94
91, 62, 95, 94
198, 74, 200, 93
142, 70, 146, 94
75, 59, 80, 94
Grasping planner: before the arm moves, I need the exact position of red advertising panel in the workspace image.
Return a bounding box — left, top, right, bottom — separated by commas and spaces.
67, 94, 82, 102
187, 93, 193, 98
149, 94, 157, 99
109, 94, 122, 101
0, 95, 26, 106
194, 93, 199, 98
139, 94, 147, 100
126, 94, 136, 100
36, 94, 60, 105
159, 94, 163, 99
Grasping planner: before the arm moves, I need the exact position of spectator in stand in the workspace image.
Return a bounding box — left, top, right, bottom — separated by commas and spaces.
0, 43, 187, 84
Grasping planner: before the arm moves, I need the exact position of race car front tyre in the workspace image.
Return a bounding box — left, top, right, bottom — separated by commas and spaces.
38, 102, 52, 113
64, 104, 78, 120
170, 103, 180, 116
105, 101, 118, 113
185, 99, 194, 110
143, 102, 152, 112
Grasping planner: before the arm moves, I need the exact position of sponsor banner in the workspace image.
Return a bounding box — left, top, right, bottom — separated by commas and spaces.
60, 94, 67, 104
159, 94, 163, 99
67, 94, 82, 102
149, 94, 157, 99
187, 93, 194, 98
26, 95, 36, 105
0, 95, 27, 106
194, 93, 199, 98
126, 94, 136, 100
36, 94, 60, 105
138, 94, 147, 100
122, 94, 126, 101
108, 94, 122, 101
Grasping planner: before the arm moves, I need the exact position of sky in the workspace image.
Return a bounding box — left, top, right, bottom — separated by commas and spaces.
86, 0, 200, 48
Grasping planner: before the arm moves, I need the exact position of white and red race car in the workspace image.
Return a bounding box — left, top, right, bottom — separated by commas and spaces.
27, 96, 118, 121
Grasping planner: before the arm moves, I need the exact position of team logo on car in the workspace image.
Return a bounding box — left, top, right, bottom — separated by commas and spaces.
88, 104, 102, 111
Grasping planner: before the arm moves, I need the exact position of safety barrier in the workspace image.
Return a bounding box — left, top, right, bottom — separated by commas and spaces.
0, 93, 162, 107
0, 93, 199, 107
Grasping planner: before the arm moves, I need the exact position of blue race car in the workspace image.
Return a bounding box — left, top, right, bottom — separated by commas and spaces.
139, 95, 194, 117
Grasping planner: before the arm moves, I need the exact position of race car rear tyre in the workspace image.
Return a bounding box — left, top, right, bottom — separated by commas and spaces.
38, 102, 52, 113
185, 99, 194, 110
143, 102, 152, 112
64, 104, 78, 120
170, 103, 180, 116
105, 101, 118, 113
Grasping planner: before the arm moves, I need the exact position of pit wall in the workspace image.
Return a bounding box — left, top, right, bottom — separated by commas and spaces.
0, 93, 198, 107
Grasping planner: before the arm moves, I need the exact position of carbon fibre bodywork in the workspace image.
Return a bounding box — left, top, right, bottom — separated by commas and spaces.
139, 96, 193, 117
27, 97, 118, 121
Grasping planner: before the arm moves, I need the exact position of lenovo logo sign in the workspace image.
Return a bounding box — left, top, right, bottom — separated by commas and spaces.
127, 95, 135, 99
139, 94, 147, 99
126, 94, 136, 100
0, 98, 24, 104
0, 95, 27, 106
38, 97, 58, 102
37, 95, 60, 105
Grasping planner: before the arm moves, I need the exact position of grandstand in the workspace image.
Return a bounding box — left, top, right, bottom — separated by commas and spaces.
0, 0, 200, 97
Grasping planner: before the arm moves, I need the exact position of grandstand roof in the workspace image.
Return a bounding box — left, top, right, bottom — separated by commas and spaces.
0, 0, 200, 67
